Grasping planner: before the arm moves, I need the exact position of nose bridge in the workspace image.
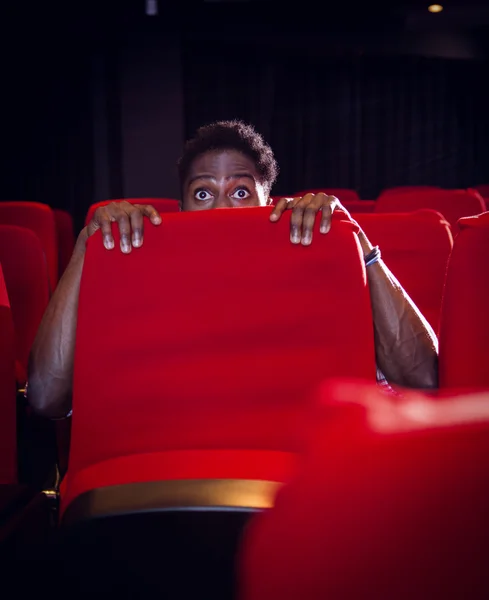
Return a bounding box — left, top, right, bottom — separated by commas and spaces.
213, 189, 232, 208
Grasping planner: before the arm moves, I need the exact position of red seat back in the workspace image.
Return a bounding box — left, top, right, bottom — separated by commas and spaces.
0, 202, 58, 291
294, 189, 360, 203
0, 226, 50, 382
353, 210, 453, 333
54, 209, 75, 277
375, 189, 486, 232
0, 264, 17, 484
239, 380, 489, 600
70, 208, 376, 482
378, 185, 441, 197
84, 198, 180, 226
439, 211, 489, 390
342, 200, 375, 213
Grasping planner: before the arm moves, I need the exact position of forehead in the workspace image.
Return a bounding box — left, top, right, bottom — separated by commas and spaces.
186, 150, 260, 182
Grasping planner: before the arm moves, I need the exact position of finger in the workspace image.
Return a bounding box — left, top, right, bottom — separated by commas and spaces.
290, 195, 313, 244
269, 197, 297, 221
320, 196, 338, 234
135, 204, 162, 226
115, 209, 132, 254
89, 207, 115, 250
300, 195, 324, 245
127, 205, 144, 248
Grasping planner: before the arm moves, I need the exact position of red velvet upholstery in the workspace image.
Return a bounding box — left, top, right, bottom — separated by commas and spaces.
439, 211, 489, 390
0, 202, 58, 291
474, 184, 489, 199
342, 200, 375, 213
63, 207, 376, 513
378, 185, 441, 197
375, 189, 486, 233
239, 380, 489, 600
84, 198, 180, 226
0, 264, 17, 484
54, 209, 75, 277
294, 189, 360, 203
0, 226, 50, 383
353, 210, 453, 333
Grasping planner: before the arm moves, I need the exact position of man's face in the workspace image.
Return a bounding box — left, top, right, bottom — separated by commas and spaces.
182, 150, 269, 211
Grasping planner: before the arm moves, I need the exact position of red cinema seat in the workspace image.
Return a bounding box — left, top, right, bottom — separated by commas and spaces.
84, 198, 180, 226
0, 202, 58, 292
439, 211, 489, 390
375, 189, 486, 233
0, 226, 50, 384
294, 188, 360, 203
62, 207, 376, 521
474, 184, 489, 199
239, 379, 489, 600
353, 210, 453, 333
342, 200, 375, 213
54, 209, 75, 277
0, 264, 17, 484
379, 185, 441, 197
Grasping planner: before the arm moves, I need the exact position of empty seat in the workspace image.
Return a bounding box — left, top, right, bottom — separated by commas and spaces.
294, 189, 360, 203
84, 198, 180, 226
353, 210, 453, 333
62, 207, 376, 520
375, 189, 486, 233
439, 211, 489, 390
474, 184, 489, 199
0, 226, 50, 384
0, 202, 58, 291
342, 200, 375, 213
0, 264, 17, 484
239, 379, 489, 600
54, 209, 75, 277
379, 185, 441, 197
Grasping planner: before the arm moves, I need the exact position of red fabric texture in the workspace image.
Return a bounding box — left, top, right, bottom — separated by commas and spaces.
378, 185, 441, 197
0, 202, 58, 291
0, 226, 50, 381
239, 379, 489, 600
84, 198, 180, 226
375, 188, 486, 233
64, 207, 376, 510
54, 209, 75, 277
0, 264, 17, 484
294, 188, 360, 203
342, 200, 375, 213
439, 211, 489, 390
353, 209, 453, 333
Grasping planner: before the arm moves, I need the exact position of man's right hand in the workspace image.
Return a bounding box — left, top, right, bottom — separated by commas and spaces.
84, 201, 162, 253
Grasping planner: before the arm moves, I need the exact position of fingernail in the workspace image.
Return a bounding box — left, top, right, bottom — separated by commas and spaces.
269, 213, 278, 221
291, 233, 300, 244
320, 224, 330, 234
152, 215, 162, 224
104, 238, 114, 250
302, 233, 312, 245
132, 234, 142, 248
121, 240, 131, 253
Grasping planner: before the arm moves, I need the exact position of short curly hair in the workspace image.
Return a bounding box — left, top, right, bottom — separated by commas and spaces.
178, 120, 279, 195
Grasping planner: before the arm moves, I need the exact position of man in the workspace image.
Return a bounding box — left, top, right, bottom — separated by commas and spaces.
28, 120, 438, 418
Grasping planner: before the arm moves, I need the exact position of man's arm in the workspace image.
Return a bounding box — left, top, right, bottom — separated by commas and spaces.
357, 230, 438, 389
27, 202, 162, 418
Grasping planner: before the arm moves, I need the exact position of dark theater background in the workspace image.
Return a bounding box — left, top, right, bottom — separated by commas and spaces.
1, 0, 489, 598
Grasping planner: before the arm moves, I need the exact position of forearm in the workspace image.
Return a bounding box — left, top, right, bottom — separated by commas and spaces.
357, 231, 439, 389
27, 229, 88, 417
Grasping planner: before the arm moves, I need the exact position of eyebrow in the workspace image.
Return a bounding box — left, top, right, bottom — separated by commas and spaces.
188, 173, 256, 186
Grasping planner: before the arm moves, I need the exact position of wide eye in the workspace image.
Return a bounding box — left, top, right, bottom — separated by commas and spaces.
194, 189, 213, 202
230, 187, 251, 201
